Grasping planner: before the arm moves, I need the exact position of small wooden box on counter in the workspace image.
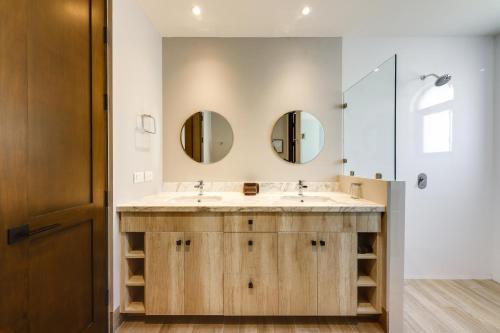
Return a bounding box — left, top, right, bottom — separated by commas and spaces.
243, 182, 259, 195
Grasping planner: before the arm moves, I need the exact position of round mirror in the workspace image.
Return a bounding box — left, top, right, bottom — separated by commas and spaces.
271, 111, 325, 164
180, 111, 234, 164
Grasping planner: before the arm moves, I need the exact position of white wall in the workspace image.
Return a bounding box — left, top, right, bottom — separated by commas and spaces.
343, 37, 495, 279
493, 35, 500, 282
112, 0, 163, 309
163, 38, 342, 181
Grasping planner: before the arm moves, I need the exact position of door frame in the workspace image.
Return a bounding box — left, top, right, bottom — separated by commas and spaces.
105, 0, 117, 331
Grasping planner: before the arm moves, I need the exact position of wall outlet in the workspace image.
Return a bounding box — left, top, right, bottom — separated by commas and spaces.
133, 171, 145, 184
145, 171, 153, 182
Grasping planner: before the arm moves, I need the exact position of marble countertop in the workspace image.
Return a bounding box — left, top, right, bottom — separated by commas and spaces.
117, 191, 385, 213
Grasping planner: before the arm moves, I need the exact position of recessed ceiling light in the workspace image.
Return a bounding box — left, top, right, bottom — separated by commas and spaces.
192, 5, 201, 16
302, 6, 311, 16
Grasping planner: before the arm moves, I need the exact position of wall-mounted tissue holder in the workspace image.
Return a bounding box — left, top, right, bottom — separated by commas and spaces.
138, 114, 156, 134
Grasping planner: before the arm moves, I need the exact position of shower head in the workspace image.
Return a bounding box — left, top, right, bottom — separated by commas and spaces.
435, 74, 452, 86
420, 73, 452, 87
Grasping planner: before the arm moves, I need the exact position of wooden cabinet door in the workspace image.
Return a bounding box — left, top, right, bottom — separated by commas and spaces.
184, 232, 224, 315
278, 232, 318, 315
318, 232, 357, 315
224, 233, 278, 315
145, 232, 184, 315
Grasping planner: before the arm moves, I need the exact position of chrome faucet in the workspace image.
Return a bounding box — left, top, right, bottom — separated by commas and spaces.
194, 180, 204, 196
297, 180, 308, 196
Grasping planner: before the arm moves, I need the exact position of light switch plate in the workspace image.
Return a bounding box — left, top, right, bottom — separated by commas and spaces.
133, 171, 145, 184
145, 171, 153, 182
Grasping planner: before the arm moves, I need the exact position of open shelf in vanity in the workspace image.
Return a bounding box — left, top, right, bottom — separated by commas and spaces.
121, 232, 146, 313
356, 227, 383, 315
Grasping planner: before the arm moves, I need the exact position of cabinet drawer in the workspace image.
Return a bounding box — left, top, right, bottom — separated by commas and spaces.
224, 233, 277, 275
224, 273, 278, 316
121, 213, 223, 232
354, 213, 381, 232
224, 213, 277, 232
278, 213, 355, 232
224, 233, 278, 315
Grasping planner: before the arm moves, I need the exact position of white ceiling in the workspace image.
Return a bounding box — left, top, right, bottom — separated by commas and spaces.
135, 0, 500, 37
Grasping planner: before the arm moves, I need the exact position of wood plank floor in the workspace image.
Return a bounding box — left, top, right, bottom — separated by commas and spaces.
404, 280, 500, 333
118, 280, 500, 333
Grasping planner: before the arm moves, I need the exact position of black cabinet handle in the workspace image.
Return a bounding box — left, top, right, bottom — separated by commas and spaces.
248, 240, 253, 246
248, 281, 254, 289
311, 240, 317, 246
248, 219, 253, 225
185, 240, 191, 246
320, 240, 326, 246
176, 240, 182, 246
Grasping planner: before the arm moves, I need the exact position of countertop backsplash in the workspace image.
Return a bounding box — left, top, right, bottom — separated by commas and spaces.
162, 181, 340, 193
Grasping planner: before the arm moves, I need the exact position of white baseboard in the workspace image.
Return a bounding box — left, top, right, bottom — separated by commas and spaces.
111, 306, 123, 333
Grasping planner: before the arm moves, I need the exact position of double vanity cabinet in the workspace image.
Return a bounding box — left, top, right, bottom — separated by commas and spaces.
120, 209, 385, 318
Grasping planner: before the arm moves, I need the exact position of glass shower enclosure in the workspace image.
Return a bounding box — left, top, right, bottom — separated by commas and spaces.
343, 55, 397, 180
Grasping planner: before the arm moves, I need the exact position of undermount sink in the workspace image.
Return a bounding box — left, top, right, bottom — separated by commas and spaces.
280, 195, 335, 203
167, 195, 223, 203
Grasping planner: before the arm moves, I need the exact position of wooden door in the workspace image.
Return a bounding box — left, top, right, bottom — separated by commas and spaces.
224, 233, 278, 315
184, 232, 224, 315
318, 232, 357, 315
278, 232, 318, 315
184, 112, 203, 162
145, 232, 184, 315
192, 112, 203, 162
287, 112, 296, 163
0, 0, 107, 332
